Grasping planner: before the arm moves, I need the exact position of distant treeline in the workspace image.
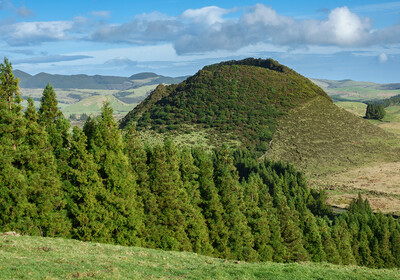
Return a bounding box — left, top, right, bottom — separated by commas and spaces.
367, 93, 400, 108
1, 58, 400, 269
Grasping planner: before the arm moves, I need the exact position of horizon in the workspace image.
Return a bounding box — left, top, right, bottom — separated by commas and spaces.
2, 1, 400, 83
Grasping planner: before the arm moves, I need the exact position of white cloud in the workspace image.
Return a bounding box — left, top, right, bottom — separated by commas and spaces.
14, 54, 93, 64
182, 6, 231, 25
104, 57, 137, 67
4, 4, 400, 56
7, 21, 73, 45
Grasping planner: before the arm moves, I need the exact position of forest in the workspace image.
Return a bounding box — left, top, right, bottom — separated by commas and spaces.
1, 58, 400, 269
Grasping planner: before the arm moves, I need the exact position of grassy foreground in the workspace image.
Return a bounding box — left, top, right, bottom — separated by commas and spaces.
1, 233, 399, 280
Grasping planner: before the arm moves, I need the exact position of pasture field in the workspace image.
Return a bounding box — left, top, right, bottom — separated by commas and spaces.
1, 233, 399, 280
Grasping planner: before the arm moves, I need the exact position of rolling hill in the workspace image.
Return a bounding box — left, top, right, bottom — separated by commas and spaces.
14, 70, 188, 90
310, 78, 400, 102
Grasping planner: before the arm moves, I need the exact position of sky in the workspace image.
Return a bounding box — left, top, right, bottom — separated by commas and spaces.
1, 1, 400, 83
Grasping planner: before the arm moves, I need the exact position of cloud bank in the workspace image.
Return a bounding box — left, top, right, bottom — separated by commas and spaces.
2, 4, 400, 54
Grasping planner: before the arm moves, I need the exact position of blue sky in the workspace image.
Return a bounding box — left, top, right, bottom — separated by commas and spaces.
2, 1, 400, 83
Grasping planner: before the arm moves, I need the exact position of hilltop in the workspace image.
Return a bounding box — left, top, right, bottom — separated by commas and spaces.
120, 58, 330, 152
120, 58, 390, 159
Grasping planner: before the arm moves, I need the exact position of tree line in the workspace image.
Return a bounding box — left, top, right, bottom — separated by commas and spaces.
1, 58, 400, 268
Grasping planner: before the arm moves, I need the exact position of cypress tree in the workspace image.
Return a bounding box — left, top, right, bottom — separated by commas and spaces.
299, 208, 325, 262
0, 59, 69, 236
83, 102, 143, 245
242, 173, 273, 261
213, 146, 257, 261
332, 217, 357, 265
316, 217, 341, 264
193, 148, 230, 258
65, 126, 111, 242
38, 83, 70, 176
145, 143, 191, 250
22, 96, 70, 236
179, 147, 213, 255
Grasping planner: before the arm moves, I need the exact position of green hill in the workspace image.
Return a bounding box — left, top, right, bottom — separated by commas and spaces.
15, 70, 187, 90
120, 58, 400, 213
120, 58, 330, 153
1, 233, 398, 280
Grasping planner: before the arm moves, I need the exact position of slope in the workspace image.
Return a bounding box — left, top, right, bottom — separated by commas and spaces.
1, 233, 399, 280
120, 58, 330, 152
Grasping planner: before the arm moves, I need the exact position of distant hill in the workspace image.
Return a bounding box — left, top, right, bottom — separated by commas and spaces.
14, 70, 188, 90
310, 78, 400, 102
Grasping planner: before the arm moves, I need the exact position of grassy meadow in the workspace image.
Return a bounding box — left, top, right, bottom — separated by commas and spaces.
1, 233, 399, 280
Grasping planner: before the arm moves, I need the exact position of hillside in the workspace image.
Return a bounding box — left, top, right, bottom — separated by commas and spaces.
1, 233, 399, 280
14, 70, 187, 90
120, 58, 330, 152
120, 58, 400, 213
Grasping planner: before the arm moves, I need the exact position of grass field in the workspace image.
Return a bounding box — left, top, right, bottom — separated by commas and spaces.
19, 86, 153, 120
335, 101, 367, 117
1, 233, 399, 280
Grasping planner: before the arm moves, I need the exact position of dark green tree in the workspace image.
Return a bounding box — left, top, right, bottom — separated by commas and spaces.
179, 147, 213, 255
83, 102, 143, 245
332, 218, 357, 265
213, 146, 257, 261
365, 103, 386, 120
65, 126, 112, 242
242, 173, 274, 261
145, 143, 191, 250
38, 83, 70, 179
316, 217, 341, 264
0, 59, 69, 236
193, 148, 230, 258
